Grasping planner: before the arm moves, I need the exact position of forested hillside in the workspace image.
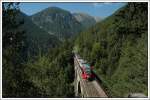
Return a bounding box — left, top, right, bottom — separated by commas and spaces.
75, 2, 148, 97
17, 12, 60, 55
24, 40, 75, 97
2, 3, 74, 97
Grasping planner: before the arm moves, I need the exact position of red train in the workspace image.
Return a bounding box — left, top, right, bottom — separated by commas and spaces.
76, 55, 95, 80
81, 63, 95, 80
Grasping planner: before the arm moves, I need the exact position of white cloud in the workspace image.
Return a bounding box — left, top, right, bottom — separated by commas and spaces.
93, 3, 102, 7
92, 2, 112, 7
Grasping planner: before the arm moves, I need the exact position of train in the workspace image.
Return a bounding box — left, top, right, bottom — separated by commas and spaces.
75, 54, 95, 80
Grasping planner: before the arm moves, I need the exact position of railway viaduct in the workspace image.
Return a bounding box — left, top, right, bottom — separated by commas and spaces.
74, 55, 108, 98
73, 54, 147, 98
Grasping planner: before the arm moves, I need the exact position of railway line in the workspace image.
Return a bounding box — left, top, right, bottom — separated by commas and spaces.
74, 54, 108, 97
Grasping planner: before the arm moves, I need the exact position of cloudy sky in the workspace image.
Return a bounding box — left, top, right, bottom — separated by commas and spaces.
20, 2, 126, 18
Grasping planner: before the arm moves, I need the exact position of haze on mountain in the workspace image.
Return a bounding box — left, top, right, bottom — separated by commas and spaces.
30, 7, 100, 40
73, 12, 99, 29
93, 16, 101, 22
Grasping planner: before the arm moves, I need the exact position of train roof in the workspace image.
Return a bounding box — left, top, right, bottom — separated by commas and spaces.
83, 64, 90, 69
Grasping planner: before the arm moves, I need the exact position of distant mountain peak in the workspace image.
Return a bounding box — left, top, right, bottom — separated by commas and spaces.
31, 7, 82, 40
73, 12, 101, 22
73, 12, 97, 28
30, 7, 101, 40
94, 16, 101, 22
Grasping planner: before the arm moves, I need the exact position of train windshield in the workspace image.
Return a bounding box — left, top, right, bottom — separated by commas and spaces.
83, 64, 91, 74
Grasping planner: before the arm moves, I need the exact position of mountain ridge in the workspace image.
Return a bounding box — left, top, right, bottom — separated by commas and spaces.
30, 7, 101, 40
73, 12, 98, 29
30, 7, 83, 40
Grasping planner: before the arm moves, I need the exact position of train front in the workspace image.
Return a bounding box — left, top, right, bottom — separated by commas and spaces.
82, 64, 95, 81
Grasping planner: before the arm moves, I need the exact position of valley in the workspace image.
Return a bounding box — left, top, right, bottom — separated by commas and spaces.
2, 2, 148, 98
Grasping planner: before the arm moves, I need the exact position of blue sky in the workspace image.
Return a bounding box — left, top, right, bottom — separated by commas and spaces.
20, 2, 126, 18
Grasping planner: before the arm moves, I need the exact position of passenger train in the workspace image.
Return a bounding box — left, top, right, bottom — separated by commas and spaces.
75, 54, 95, 80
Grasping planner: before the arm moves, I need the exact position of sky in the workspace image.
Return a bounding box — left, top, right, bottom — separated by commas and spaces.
20, 2, 126, 18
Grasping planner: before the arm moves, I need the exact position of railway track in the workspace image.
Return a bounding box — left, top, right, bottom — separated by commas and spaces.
74, 54, 108, 97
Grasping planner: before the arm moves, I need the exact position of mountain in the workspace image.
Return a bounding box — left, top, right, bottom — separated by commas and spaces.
31, 7, 83, 40
73, 12, 97, 28
93, 16, 101, 22
17, 12, 60, 55
75, 2, 148, 97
